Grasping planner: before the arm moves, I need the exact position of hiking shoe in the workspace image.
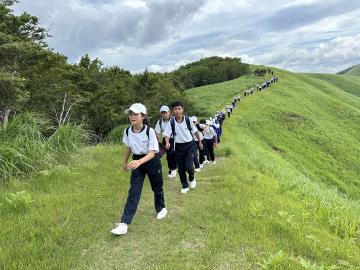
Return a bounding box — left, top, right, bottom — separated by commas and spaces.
195, 168, 201, 172
111, 223, 128, 235
181, 187, 189, 194
157, 208, 168, 220
190, 179, 197, 189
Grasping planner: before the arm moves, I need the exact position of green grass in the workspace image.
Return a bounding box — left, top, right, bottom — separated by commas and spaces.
1, 68, 360, 269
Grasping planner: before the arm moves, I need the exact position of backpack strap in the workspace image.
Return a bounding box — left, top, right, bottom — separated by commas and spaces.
158, 118, 163, 132
126, 125, 150, 139
185, 115, 192, 133
170, 117, 176, 137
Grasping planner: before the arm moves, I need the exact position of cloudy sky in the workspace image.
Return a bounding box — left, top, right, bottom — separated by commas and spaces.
13, 0, 360, 73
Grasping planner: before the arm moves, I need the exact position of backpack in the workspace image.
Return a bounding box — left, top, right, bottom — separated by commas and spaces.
170, 115, 192, 137
126, 124, 150, 138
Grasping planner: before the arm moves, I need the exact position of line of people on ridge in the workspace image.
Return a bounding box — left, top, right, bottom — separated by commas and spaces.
111, 76, 279, 235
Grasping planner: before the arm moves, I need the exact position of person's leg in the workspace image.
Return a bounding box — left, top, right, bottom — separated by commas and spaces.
175, 144, 188, 188
209, 140, 215, 161
183, 143, 195, 182
199, 141, 205, 165
120, 166, 146, 224
168, 138, 177, 171
146, 156, 165, 213
193, 142, 200, 169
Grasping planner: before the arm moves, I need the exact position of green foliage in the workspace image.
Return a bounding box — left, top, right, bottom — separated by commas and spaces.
4, 190, 33, 211
172, 56, 251, 89
0, 112, 88, 180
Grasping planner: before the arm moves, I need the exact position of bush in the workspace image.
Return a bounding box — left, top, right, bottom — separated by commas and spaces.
0, 113, 89, 181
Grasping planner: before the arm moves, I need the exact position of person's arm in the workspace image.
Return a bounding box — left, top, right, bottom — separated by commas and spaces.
127, 151, 155, 170
123, 147, 132, 171
195, 131, 204, 150
163, 122, 172, 149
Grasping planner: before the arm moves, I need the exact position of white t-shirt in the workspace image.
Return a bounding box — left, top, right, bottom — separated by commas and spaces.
203, 126, 217, 140
154, 118, 171, 137
163, 116, 198, 143
123, 125, 159, 155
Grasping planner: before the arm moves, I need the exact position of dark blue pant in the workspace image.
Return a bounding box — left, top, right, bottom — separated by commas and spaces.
205, 139, 215, 161
174, 142, 195, 188
163, 138, 177, 173
193, 142, 200, 169
121, 155, 165, 224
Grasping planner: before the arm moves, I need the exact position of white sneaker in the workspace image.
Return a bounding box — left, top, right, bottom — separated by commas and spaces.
204, 160, 210, 164
199, 164, 204, 169
212, 160, 216, 165
190, 179, 197, 189
111, 223, 128, 235
168, 170, 176, 178
157, 208, 168, 220
195, 168, 201, 172
181, 187, 189, 194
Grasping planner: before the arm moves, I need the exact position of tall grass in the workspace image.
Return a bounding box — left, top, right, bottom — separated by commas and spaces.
0, 112, 89, 181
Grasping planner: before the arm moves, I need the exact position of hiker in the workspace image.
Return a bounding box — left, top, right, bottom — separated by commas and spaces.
191, 116, 202, 171
227, 105, 231, 118
111, 103, 167, 235
237, 94, 241, 101
202, 120, 218, 164
163, 101, 204, 194
213, 119, 222, 143
155, 105, 177, 178
195, 119, 207, 168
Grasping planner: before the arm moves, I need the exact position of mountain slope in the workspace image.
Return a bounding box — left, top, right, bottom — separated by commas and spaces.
338, 64, 360, 76
1, 68, 360, 269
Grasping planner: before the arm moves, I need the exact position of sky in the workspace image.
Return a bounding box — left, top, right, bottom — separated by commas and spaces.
13, 0, 360, 73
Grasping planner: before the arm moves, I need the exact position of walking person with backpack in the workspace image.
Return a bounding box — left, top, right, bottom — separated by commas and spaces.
155, 105, 177, 178
203, 120, 218, 164
163, 101, 204, 194
111, 103, 167, 235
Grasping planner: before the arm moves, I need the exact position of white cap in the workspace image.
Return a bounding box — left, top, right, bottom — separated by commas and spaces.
160, 105, 170, 113
125, 103, 147, 114
190, 116, 197, 122
206, 120, 211, 125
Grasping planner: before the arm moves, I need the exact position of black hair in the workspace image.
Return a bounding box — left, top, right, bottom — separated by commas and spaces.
171, 101, 184, 109
141, 113, 149, 125
199, 119, 206, 124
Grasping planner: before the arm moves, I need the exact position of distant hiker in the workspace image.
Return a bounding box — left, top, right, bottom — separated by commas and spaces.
155, 105, 177, 178
202, 120, 218, 164
227, 105, 231, 118
163, 101, 204, 194
237, 94, 241, 101
196, 119, 207, 168
111, 103, 167, 236
213, 119, 222, 143
191, 116, 202, 172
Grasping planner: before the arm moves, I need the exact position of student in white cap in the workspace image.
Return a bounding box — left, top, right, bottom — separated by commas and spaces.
163, 101, 203, 194
155, 105, 177, 178
111, 103, 167, 235
202, 120, 218, 164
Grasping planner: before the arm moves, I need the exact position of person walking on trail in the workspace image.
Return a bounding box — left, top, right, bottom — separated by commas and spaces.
227, 105, 231, 118
163, 101, 204, 194
111, 103, 167, 236
202, 120, 218, 164
155, 105, 177, 179
191, 116, 202, 172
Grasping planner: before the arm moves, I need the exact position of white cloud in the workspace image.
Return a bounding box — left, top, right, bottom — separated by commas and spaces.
12, 0, 360, 73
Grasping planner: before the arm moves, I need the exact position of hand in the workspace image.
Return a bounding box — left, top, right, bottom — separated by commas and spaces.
123, 162, 128, 171
127, 160, 142, 170
198, 142, 204, 150
165, 142, 171, 150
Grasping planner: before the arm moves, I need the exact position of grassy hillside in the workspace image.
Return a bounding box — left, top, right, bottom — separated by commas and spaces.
338, 64, 360, 76
1, 68, 360, 269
